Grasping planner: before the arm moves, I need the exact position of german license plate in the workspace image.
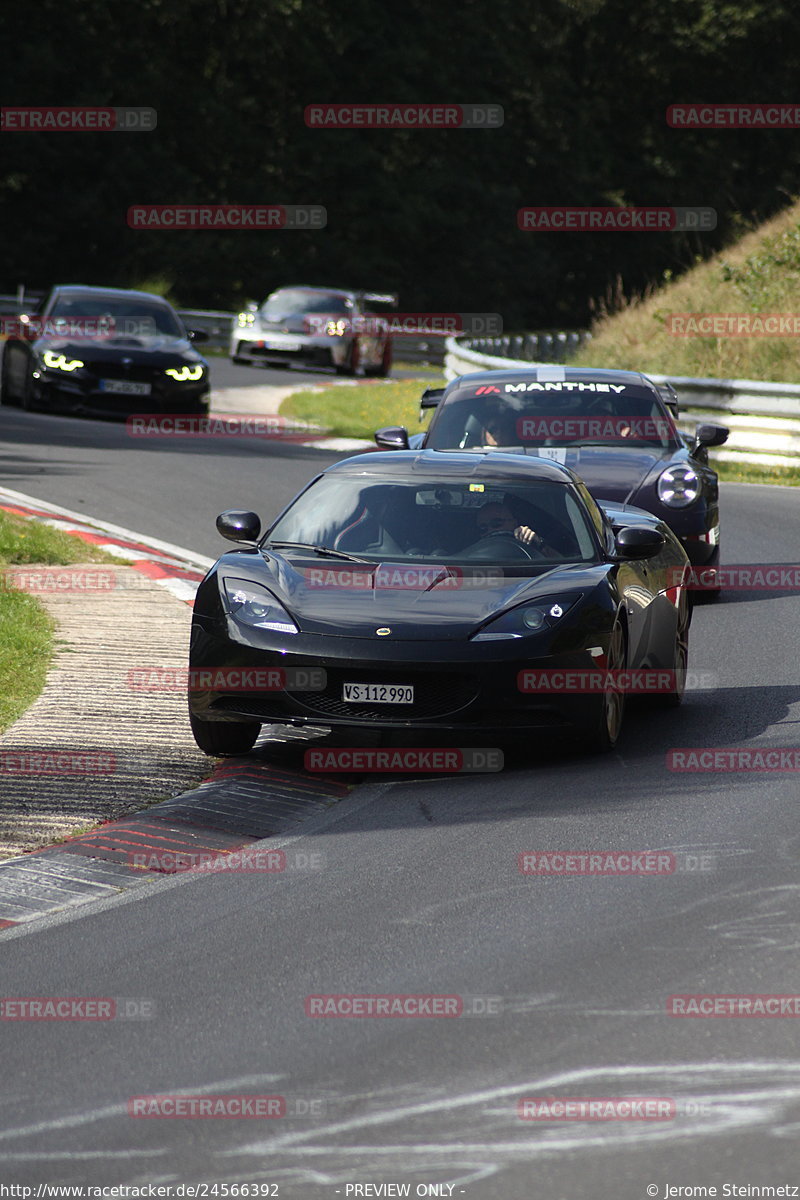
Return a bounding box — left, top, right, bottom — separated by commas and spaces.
343, 683, 414, 704
99, 379, 151, 395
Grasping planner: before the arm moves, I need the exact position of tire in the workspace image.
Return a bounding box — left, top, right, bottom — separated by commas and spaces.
20, 370, 37, 412
364, 340, 393, 378
582, 617, 627, 753
0, 349, 20, 406
693, 545, 721, 603
231, 344, 252, 365
189, 710, 260, 756
654, 587, 691, 708
337, 339, 361, 377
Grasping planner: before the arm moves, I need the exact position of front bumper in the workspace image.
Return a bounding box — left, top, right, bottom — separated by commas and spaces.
33, 371, 210, 415
231, 333, 350, 368
188, 621, 614, 735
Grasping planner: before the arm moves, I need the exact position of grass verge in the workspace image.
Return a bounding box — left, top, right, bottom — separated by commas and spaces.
0, 510, 119, 732
572, 198, 800, 382
280, 378, 441, 440
714, 460, 800, 486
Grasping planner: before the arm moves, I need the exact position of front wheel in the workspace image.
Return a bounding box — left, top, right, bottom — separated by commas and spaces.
337, 339, 361, 376
0, 352, 18, 406
189, 710, 260, 756
581, 617, 627, 753
654, 589, 691, 708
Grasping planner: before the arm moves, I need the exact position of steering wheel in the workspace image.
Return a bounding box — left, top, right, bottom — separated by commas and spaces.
464, 531, 540, 561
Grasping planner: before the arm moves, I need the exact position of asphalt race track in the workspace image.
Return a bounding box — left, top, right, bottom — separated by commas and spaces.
2, 403, 800, 1197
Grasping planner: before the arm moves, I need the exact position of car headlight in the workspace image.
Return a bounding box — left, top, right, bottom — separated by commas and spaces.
324, 319, 348, 337
657, 465, 700, 507
42, 350, 84, 372
237, 313, 256, 327
472, 595, 582, 642
223, 578, 298, 634
165, 364, 205, 381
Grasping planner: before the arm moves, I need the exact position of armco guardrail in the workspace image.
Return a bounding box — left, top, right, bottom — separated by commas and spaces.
444, 335, 800, 467
178, 309, 235, 350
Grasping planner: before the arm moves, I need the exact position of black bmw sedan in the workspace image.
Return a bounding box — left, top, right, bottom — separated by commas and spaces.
375, 366, 729, 575
0, 285, 210, 416
188, 450, 692, 758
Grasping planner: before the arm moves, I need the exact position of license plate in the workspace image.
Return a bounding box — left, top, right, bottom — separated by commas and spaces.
98, 379, 152, 395
343, 683, 414, 704
262, 336, 301, 350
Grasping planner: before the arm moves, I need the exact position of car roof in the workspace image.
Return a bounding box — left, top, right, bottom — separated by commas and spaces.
447, 366, 659, 390
322, 449, 578, 484
51, 285, 174, 305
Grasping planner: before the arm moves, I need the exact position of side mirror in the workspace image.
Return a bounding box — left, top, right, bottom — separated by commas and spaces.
374, 425, 410, 450
187, 328, 210, 343
614, 525, 665, 559
216, 510, 261, 543
695, 423, 729, 448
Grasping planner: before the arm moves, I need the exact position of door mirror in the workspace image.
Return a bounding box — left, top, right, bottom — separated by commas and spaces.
216, 510, 261, 543
614, 525, 665, 559
695, 423, 729, 448
374, 425, 410, 450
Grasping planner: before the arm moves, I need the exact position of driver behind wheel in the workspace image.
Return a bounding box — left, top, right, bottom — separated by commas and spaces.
476, 502, 557, 554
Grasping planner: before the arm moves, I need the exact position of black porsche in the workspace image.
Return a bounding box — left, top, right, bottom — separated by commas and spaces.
375, 366, 728, 576
0, 285, 210, 416
188, 450, 692, 758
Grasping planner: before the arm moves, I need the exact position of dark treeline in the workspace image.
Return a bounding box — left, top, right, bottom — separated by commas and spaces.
2, 0, 800, 326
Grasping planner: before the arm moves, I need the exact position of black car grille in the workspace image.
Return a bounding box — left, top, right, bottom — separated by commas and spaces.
84, 361, 161, 382
288, 669, 479, 722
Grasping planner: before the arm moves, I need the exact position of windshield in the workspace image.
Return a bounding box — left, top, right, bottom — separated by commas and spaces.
261, 289, 351, 319
267, 476, 600, 565
427, 382, 681, 451
48, 295, 182, 337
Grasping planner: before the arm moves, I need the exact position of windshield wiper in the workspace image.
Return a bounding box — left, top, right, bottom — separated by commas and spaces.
268, 541, 373, 563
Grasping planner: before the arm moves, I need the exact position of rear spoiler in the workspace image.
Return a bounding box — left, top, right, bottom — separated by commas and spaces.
419, 386, 445, 424
359, 291, 399, 308
420, 387, 445, 409
656, 382, 680, 417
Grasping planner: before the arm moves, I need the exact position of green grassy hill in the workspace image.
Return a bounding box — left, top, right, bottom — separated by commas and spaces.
572, 200, 800, 383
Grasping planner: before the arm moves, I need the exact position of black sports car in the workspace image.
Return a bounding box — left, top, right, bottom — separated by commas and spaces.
188, 450, 691, 758
375, 367, 729, 575
0, 285, 210, 416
